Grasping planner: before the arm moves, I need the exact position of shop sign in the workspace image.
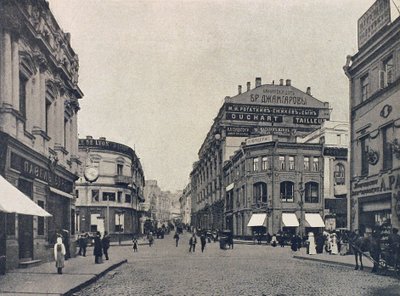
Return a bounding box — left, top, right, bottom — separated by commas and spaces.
358, 0, 390, 48
293, 117, 326, 125
352, 172, 400, 197
10, 153, 73, 193
79, 138, 134, 158
246, 135, 273, 146
225, 103, 319, 117
225, 126, 295, 137
249, 87, 307, 105
323, 147, 348, 158
226, 113, 282, 123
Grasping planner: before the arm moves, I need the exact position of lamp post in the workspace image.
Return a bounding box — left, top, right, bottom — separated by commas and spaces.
298, 179, 305, 237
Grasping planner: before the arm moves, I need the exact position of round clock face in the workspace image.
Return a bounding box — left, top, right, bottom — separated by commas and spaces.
84, 167, 99, 182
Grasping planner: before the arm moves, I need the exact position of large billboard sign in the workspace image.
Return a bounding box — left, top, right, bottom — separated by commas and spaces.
358, 0, 390, 49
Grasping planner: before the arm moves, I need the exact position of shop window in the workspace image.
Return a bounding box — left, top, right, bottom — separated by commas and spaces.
334, 163, 345, 185
252, 158, 259, 172
312, 158, 319, 171
360, 137, 369, 176
115, 213, 124, 232
37, 200, 45, 235
288, 156, 295, 170
382, 124, 393, 171
6, 213, 15, 236
103, 192, 115, 202
92, 190, 99, 202
262, 156, 269, 171
304, 156, 310, 171
253, 182, 267, 204
125, 194, 131, 203
279, 156, 285, 170
280, 181, 294, 202
361, 74, 369, 102
305, 182, 319, 203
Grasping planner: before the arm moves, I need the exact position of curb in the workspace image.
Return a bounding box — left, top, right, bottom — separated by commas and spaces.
64, 259, 127, 296
293, 255, 372, 271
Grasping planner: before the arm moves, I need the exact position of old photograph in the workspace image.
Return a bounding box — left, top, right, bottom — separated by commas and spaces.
0, 0, 400, 295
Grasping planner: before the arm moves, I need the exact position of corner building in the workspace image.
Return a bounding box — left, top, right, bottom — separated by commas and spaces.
190, 78, 330, 232
0, 0, 83, 269
75, 137, 145, 241
345, 0, 400, 234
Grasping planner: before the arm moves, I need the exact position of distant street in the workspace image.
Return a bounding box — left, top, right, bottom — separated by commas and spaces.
76, 232, 400, 296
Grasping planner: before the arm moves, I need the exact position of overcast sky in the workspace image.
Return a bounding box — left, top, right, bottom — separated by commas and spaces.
48, 0, 396, 192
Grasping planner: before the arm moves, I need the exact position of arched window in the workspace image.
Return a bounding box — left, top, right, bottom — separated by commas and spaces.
334, 163, 345, 185
253, 182, 267, 204
280, 181, 294, 202
305, 182, 319, 203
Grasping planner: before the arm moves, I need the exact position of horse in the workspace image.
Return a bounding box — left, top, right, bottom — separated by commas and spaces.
346, 231, 371, 270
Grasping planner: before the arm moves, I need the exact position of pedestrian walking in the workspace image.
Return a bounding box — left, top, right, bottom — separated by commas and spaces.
173, 232, 180, 247
370, 231, 381, 273
189, 233, 197, 252
132, 238, 138, 252
148, 232, 154, 247
388, 227, 400, 271
62, 229, 71, 260
290, 235, 298, 252
307, 232, 316, 255
93, 231, 103, 264
200, 233, 207, 252
315, 233, 324, 254
271, 234, 277, 247
330, 233, 338, 255
102, 231, 111, 260
78, 231, 88, 256
54, 237, 66, 274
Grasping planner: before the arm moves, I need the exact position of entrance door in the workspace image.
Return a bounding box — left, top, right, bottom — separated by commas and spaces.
18, 179, 33, 260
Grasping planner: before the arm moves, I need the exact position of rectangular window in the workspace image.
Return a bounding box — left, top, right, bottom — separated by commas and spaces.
253, 158, 259, 172
288, 156, 295, 170
45, 100, 51, 134
117, 191, 122, 203
384, 55, 394, 85
64, 118, 68, 147
262, 156, 269, 171
360, 137, 369, 176
115, 213, 125, 232
19, 74, 27, 118
37, 200, 45, 235
103, 192, 116, 202
304, 157, 310, 171
92, 190, 99, 202
6, 213, 15, 236
312, 158, 319, 171
361, 74, 369, 102
279, 156, 285, 170
382, 125, 393, 171
117, 164, 123, 175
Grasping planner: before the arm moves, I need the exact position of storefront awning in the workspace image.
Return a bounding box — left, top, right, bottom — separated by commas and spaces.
0, 175, 52, 217
247, 213, 266, 227
282, 213, 299, 227
305, 213, 325, 228
49, 186, 74, 199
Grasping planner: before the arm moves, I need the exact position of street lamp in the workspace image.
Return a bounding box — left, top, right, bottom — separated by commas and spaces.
298, 179, 305, 237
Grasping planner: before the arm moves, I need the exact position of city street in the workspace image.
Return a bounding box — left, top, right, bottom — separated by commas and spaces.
76, 232, 400, 296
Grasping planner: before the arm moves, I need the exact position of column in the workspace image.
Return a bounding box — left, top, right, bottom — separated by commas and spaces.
11, 37, 19, 109
0, 30, 13, 107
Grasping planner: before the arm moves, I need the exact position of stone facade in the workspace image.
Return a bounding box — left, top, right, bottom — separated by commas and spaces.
75, 137, 145, 241
0, 0, 83, 269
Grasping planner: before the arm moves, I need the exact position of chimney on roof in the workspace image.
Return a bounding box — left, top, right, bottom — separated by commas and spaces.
238, 85, 242, 94
99, 137, 106, 140
255, 77, 261, 88
86, 135, 93, 139
286, 79, 291, 86
279, 79, 284, 86
247, 82, 251, 91
306, 87, 311, 95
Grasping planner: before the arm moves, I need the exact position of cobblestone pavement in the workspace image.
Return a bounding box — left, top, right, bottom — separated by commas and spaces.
76, 233, 400, 296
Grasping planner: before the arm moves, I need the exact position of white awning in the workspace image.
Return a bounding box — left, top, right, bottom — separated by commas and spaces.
49, 187, 74, 199
0, 175, 52, 217
247, 213, 266, 227
305, 213, 325, 228
226, 183, 234, 192
282, 213, 299, 227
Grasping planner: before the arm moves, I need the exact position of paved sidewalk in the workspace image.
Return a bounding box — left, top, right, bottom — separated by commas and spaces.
293, 248, 373, 270
0, 246, 129, 296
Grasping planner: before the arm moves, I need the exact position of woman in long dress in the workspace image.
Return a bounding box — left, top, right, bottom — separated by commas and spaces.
330, 233, 339, 255
54, 237, 66, 274
308, 232, 316, 255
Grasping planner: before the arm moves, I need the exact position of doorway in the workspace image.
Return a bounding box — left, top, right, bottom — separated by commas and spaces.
18, 179, 33, 260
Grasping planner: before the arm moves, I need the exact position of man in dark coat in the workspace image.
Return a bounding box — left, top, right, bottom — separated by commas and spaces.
290, 235, 298, 252
93, 231, 103, 264
370, 231, 381, 273
316, 233, 325, 254
200, 233, 207, 253
102, 231, 111, 260
388, 228, 400, 271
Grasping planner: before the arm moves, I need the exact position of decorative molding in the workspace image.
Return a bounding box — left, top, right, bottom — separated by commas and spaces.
366, 148, 379, 165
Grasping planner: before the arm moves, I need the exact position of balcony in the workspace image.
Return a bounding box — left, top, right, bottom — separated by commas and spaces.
114, 175, 131, 185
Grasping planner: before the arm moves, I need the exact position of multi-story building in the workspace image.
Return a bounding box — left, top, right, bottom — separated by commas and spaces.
75, 137, 145, 241
190, 77, 330, 231
344, 0, 400, 233
0, 0, 83, 269
179, 183, 192, 226
144, 180, 162, 225
223, 135, 325, 238
298, 121, 349, 230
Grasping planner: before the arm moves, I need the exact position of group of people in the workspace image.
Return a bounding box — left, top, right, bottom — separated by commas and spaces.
306, 231, 343, 255
53, 231, 111, 274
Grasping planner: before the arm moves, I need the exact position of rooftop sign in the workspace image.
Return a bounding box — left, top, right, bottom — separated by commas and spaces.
246, 135, 274, 146
358, 0, 390, 49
